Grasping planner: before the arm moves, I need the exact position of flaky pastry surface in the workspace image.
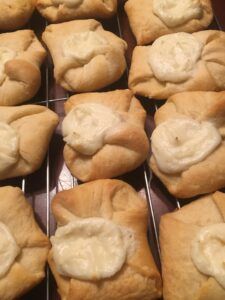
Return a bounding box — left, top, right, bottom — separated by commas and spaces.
0, 0, 36, 31
42, 19, 127, 93
49, 179, 162, 300
160, 191, 225, 300
0, 30, 46, 106
150, 91, 225, 198
37, 0, 117, 23
129, 30, 225, 100
63, 89, 149, 182
125, 0, 213, 45
0, 186, 49, 300
0, 104, 58, 180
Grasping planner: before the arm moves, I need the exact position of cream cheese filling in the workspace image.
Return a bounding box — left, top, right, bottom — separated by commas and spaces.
51, 218, 128, 280
0, 222, 20, 278
191, 223, 225, 289
0, 47, 16, 85
0, 122, 19, 173
62, 103, 121, 155
153, 0, 203, 27
148, 33, 203, 83
63, 31, 109, 64
151, 116, 221, 174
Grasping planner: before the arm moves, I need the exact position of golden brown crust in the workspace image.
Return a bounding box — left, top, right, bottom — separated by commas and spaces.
0, 0, 35, 31
0, 104, 59, 180
160, 191, 225, 300
37, 0, 117, 23
150, 91, 225, 198
0, 30, 46, 106
125, 0, 213, 45
42, 19, 127, 93
0, 186, 50, 300
63, 89, 149, 182
129, 30, 225, 100
49, 179, 162, 300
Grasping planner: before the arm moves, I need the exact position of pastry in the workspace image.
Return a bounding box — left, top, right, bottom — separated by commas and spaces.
125, 0, 213, 45
62, 89, 149, 181
0, 186, 49, 300
0, 30, 46, 106
160, 191, 225, 300
0, 0, 36, 31
0, 104, 58, 180
129, 30, 225, 100
150, 90, 225, 198
37, 0, 117, 23
42, 19, 127, 93
49, 179, 162, 300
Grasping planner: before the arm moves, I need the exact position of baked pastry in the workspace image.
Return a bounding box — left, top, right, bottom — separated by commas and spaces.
125, 0, 213, 45
150, 91, 225, 198
129, 30, 225, 100
0, 186, 49, 300
0, 0, 36, 31
0, 30, 46, 106
37, 0, 117, 23
62, 89, 149, 181
160, 191, 225, 300
42, 19, 127, 93
0, 104, 58, 180
49, 179, 162, 300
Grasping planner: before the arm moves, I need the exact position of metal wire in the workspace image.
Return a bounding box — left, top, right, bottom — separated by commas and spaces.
45, 20, 50, 300
144, 164, 161, 255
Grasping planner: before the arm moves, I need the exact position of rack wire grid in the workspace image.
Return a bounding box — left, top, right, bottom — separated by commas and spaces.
0, 1, 224, 299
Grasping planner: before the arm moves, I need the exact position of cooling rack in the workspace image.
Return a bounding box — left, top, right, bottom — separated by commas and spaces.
0, 1, 224, 299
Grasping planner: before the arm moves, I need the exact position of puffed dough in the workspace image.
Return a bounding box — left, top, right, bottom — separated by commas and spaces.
0, 105, 58, 180
129, 30, 225, 100
150, 91, 225, 198
0, 0, 36, 31
0, 30, 46, 106
49, 179, 162, 300
160, 191, 225, 300
42, 19, 127, 93
63, 90, 149, 182
125, 0, 213, 45
0, 186, 49, 300
37, 0, 117, 23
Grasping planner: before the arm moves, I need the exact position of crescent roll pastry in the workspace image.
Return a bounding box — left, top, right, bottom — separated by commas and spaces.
0, 186, 49, 300
0, 105, 58, 180
37, 0, 117, 23
0, 0, 36, 31
160, 191, 225, 300
49, 179, 162, 300
150, 91, 225, 198
0, 30, 46, 106
125, 0, 213, 45
42, 19, 127, 93
129, 30, 225, 100
62, 90, 149, 182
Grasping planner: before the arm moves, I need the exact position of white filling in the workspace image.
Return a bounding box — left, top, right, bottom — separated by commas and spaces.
62, 103, 121, 155
148, 33, 203, 83
51, 218, 127, 280
0, 122, 19, 173
153, 0, 203, 27
63, 31, 108, 64
0, 47, 16, 85
151, 116, 221, 174
191, 223, 225, 289
0, 222, 20, 278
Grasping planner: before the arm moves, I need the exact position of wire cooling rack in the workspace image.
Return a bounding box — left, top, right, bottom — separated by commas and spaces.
0, 1, 224, 299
